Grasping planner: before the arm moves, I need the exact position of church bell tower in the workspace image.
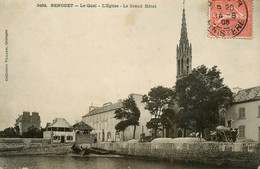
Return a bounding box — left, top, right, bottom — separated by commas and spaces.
176, 1, 192, 80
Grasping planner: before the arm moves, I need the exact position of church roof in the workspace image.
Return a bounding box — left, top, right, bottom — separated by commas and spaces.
83, 102, 123, 117
47, 118, 72, 128
233, 86, 260, 103
73, 121, 93, 131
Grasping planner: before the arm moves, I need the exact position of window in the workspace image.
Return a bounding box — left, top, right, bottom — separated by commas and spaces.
177, 60, 180, 74
98, 132, 101, 139
258, 105, 260, 117
238, 125, 245, 138
107, 132, 111, 140
54, 136, 60, 140
115, 132, 120, 140
238, 107, 245, 119
66, 136, 73, 140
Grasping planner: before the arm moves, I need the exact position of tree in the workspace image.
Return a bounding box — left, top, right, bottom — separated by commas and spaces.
114, 95, 140, 139
175, 65, 233, 137
0, 127, 20, 138
161, 107, 179, 137
22, 126, 43, 138
142, 86, 174, 138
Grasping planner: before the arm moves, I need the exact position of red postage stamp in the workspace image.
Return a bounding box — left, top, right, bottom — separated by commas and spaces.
208, 0, 252, 38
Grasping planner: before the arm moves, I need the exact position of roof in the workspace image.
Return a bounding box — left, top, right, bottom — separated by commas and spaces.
47, 118, 72, 128
73, 121, 93, 131
233, 86, 260, 103
83, 102, 123, 117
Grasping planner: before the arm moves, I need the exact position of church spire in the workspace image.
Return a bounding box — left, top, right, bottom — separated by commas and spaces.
176, 0, 192, 80
180, 0, 188, 44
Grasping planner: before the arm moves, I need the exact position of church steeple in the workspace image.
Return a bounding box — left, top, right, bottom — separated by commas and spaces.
176, 0, 192, 80
180, 8, 188, 44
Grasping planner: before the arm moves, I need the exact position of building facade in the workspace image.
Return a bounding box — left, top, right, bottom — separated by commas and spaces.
82, 94, 152, 142
15, 111, 41, 135
73, 121, 95, 144
176, 6, 192, 80
226, 86, 260, 141
44, 118, 75, 143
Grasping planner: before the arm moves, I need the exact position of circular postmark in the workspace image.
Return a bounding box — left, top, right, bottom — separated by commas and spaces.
208, 0, 248, 37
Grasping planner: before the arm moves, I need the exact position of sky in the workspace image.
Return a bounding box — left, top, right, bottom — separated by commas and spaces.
0, 0, 259, 130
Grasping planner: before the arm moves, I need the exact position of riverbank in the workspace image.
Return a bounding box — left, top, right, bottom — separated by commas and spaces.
90, 138, 260, 169
1, 138, 260, 168
0, 138, 73, 156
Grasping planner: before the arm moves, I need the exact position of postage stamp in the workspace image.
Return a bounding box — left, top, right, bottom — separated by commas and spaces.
208, 0, 252, 38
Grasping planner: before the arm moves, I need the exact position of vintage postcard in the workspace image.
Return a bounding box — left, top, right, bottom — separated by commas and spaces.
0, 0, 259, 168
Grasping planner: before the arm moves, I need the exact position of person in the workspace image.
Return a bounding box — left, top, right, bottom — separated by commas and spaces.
231, 128, 238, 142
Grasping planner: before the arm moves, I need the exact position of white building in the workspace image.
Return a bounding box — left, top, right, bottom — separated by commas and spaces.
44, 118, 75, 143
226, 86, 260, 141
82, 94, 152, 142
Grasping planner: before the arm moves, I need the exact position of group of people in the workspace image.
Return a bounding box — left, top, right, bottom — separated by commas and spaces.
210, 127, 238, 142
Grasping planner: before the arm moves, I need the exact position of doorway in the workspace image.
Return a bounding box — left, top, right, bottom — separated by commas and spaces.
258, 127, 260, 141
61, 136, 65, 143
102, 129, 105, 142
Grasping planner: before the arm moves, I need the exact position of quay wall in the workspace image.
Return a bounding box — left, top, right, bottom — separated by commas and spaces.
91, 141, 260, 168
0, 138, 73, 155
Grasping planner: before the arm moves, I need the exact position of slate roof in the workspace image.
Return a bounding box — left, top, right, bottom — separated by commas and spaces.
234, 86, 260, 103
73, 121, 93, 131
47, 118, 72, 128
83, 102, 123, 117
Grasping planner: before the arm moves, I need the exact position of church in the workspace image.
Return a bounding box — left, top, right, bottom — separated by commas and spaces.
176, 5, 192, 80
174, 2, 260, 142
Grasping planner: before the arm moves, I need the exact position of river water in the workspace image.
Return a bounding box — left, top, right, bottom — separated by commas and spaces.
0, 155, 239, 169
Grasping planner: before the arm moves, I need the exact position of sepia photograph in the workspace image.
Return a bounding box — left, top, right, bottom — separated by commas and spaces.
0, 0, 259, 168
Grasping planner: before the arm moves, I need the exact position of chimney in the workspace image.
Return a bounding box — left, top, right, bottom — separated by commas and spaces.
103, 102, 112, 107
89, 104, 99, 112
32, 112, 39, 116
45, 122, 51, 128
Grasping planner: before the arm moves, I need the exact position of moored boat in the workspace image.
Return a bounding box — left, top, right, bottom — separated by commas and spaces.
71, 143, 112, 156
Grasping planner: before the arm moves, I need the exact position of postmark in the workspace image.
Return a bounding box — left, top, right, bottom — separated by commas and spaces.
208, 0, 252, 38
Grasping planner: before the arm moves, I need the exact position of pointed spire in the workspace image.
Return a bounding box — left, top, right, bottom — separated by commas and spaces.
180, 0, 188, 44
176, 0, 192, 80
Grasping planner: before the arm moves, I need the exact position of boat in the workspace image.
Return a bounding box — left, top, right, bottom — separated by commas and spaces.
71, 143, 91, 155
71, 143, 113, 156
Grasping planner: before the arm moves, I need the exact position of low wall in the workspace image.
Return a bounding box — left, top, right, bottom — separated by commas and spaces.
76, 133, 95, 144
91, 141, 260, 168
0, 138, 51, 144
0, 138, 73, 155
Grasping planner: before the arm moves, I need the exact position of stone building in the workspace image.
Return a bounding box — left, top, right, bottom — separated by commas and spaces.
82, 94, 152, 142
176, 5, 192, 80
73, 121, 95, 144
43, 118, 75, 143
225, 86, 260, 141
15, 111, 41, 135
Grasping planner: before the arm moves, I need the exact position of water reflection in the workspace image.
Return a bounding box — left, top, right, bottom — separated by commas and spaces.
0, 155, 239, 169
